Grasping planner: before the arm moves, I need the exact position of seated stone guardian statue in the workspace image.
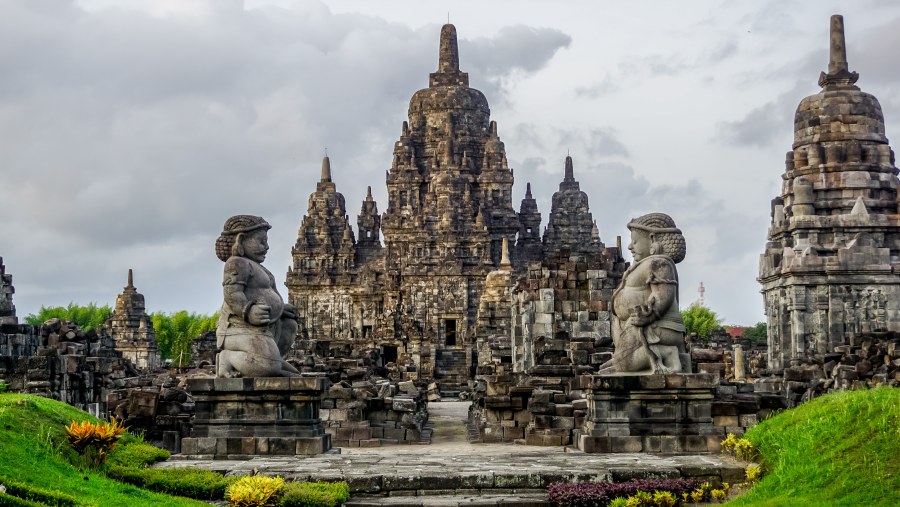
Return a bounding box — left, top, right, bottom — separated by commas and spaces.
214, 215, 301, 377
599, 213, 690, 375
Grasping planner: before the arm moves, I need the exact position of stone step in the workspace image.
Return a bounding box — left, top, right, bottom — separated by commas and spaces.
345, 492, 549, 506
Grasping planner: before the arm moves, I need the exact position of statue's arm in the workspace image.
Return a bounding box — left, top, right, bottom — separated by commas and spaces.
630, 258, 678, 327
223, 258, 271, 325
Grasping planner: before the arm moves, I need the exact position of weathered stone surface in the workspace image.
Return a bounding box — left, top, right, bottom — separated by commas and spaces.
0, 257, 17, 326
599, 213, 689, 375
183, 378, 331, 458
215, 215, 300, 378
577, 374, 720, 454
103, 269, 159, 370
283, 25, 626, 396
759, 15, 900, 372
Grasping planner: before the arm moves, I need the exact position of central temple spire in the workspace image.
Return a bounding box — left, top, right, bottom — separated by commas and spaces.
429, 23, 469, 87
438, 24, 460, 73
818, 14, 859, 89
320, 155, 332, 183
564, 155, 575, 182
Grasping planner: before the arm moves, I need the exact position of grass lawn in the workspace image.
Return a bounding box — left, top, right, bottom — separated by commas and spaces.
0, 393, 207, 507
726, 387, 900, 506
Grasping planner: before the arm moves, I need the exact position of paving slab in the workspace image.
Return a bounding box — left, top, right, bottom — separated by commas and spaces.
160, 441, 746, 496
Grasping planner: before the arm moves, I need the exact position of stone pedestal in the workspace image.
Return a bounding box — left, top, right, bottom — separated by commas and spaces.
576, 374, 721, 454
181, 376, 332, 459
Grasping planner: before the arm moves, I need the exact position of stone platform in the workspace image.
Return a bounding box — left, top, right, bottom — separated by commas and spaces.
159, 443, 745, 501
181, 376, 331, 458
576, 374, 722, 453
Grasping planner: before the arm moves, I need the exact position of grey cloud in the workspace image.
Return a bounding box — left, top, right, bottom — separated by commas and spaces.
506, 123, 767, 324
574, 75, 619, 99
462, 25, 571, 102
706, 39, 738, 64
715, 81, 805, 148
553, 128, 629, 159
0, 1, 578, 316
855, 17, 900, 84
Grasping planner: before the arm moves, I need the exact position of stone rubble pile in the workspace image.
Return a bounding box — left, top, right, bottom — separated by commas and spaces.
108, 372, 196, 452
754, 334, 900, 407
323, 378, 429, 447
0, 318, 132, 416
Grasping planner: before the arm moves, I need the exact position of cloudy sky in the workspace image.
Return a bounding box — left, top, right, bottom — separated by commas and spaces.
3, 0, 900, 325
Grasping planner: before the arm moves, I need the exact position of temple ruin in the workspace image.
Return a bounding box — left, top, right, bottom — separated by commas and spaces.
759, 15, 900, 371
286, 24, 625, 394
104, 269, 160, 370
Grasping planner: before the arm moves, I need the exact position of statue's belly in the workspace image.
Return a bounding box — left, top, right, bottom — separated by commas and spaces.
613, 285, 649, 319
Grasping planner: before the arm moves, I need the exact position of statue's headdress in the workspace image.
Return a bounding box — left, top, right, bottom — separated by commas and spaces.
215, 215, 271, 262
627, 212, 686, 263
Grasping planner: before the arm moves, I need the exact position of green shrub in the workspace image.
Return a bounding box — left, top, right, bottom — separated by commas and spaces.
680, 303, 722, 341
150, 311, 218, 365
107, 466, 235, 500
24, 303, 112, 331
742, 322, 767, 342
278, 481, 350, 507
721, 433, 759, 462
106, 441, 170, 469
225, 476, 284, 507
0, 491, 47, 507
0, 382, 8, 394
0, 477, 86, 507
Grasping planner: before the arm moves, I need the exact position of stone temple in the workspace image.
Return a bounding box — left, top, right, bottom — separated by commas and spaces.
286, 24, 626, 393
759, 15, 900, 372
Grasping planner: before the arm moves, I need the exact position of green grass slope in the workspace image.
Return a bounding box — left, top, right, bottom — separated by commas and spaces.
0, 393, 206, 507
727, 387, 900, 507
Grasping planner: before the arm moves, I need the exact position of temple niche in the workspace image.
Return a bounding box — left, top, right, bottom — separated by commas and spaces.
759, 15, 900, 372
286, 24, 626, 394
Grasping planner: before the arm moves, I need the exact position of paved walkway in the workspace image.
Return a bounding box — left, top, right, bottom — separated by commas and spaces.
161, 402, 745, 505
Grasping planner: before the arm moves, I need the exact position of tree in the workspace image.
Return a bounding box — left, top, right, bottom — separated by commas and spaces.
25, 302, 113, 331
743, 321, 768, 342
150, 311, 218, 366
680, 303, 722, 341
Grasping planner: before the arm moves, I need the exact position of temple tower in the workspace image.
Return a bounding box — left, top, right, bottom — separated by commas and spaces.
542, 155, 603, 255
286, 155, 359, 340
377, 23, 520, 389
105, 269, 159, 369
516, 183, 543, 264
759, 15, 900, 371
356, 186, 383, 265
287, 155, 357, 283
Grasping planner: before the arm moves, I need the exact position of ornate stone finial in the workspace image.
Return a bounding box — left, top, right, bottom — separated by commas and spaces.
366, 185, 373, 201
499, 237, 511, 267
489, 120, 498, 138
126, 269, 135, 291
320, 155, 332, 183
564, 155, 575, 182
591, 221, 600, 239
438, 24, 460, 73
525, 182, 532, 199
818, 15, 859, 89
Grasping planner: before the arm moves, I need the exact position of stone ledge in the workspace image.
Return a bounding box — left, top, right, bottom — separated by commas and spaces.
580, 373, 719, 391
187, 376, 325, 392
180, 435, 332, 458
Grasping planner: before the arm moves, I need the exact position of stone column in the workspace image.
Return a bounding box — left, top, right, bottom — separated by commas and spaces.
733, 344, 745, 381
